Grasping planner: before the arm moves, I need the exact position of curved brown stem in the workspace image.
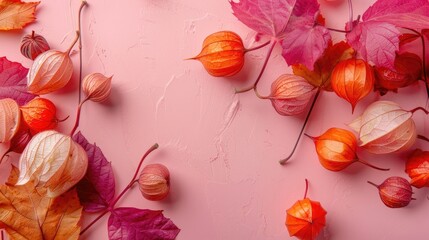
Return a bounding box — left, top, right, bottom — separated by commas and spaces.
70, 97, 90, 136
367, 181, 379, 189
0, 150, 10, 165
66, 31, 80, 55
78, 0, 88, 103
410, 106, 429, 114
303, 179, 309, 199
235, 40, 276, 94
327, 27, 350, 33
347, 0, 353, 31
357, 159, 389, 171
244, 40, 270, 53
57, 115, 70, 123
418, 134, 429, 142
279, 89, 321, 165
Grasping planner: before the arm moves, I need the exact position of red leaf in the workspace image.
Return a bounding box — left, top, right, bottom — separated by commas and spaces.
346, 0, 429, 69
108, 208, 180, 240
0, 57, 36, 105
230, 0, 331, 70
74, 132, 115, 213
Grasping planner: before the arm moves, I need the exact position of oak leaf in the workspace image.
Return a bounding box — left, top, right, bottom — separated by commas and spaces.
0, 166, 82, 239
0, 0, 39, 31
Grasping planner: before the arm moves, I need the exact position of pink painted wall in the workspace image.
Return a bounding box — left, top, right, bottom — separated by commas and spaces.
1, 0, 429, 239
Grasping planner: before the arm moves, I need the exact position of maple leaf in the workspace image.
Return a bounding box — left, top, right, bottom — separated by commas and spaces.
346, 0, 429, 69
230, 0, 331, 70
108, 208, 180, 240
0, 57, 36, 105
292, 41, 354, 91
0, 0, 39, 31
74, 132, 116, 213
0, 166, 83, 239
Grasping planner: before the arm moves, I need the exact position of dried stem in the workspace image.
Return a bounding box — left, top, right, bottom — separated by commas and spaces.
78, 0, 88, 103
303, 179, 309, 199
357, 159, 389, 171
70, 97, 90, 136
367, 181, 379, 189
244, 40, 271, 53
279, 89, 321, 165
31, 30, 35, 38
0, 150, 10, 165
235, 40, 277, 94
327, 27, 350, 33
66, 31, 80, 55
80, 143, 159, 235
410, 106, 429, 114
347, 0, 353, 31
418, 134, 429, 142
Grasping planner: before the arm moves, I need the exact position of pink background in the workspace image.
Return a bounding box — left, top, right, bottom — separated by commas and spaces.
2, 0, 429, 239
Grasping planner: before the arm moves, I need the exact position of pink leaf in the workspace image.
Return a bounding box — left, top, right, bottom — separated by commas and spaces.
281, 25, 331, 69
230, 0, 331, 69
74, 132, 115, 213
0, 57, 36, 105
108, 208, 180, 240
346, 0, 429, 68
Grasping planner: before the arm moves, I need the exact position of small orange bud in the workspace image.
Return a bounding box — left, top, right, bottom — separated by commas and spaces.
138, 163, 170, 201
83, 73, 112, 102
20, 98, 58, 134
331, 58, 374, 112
191, 31, 245, 77
20, 31, 50, 60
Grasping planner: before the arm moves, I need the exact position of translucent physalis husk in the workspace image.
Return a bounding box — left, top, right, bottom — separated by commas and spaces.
0, 98, 21, 143
406, 149, 429, 188
330, 58, 374, 112
17, 130, 88, 198
309, 128, 388, 171
138, 163, 170, 201
368, 177, 414, 208
83, 73, 112, 102
190, 31, 245, 77
269, 74, 316, 116
349, 101, 416, 154
20, 98, 58, 134
20, 31, 50, 60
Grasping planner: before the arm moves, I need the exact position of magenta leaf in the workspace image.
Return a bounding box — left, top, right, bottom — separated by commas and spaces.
74, 131, 115, 213
346, 0, 429, 69
230, 0, 331, 70
0, 57, 36, 105
108, 208, 180, 240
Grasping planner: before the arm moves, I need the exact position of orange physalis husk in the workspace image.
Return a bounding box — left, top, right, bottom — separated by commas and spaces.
269, 74, 316, 116
0, 98, 21, 143
190, 31, 245, 77
82, 73, 112, 102
27, 31, 79, 95
330, 58, 374, 112
286, 180, 327, 240
20, 97, 59, 134
308, 128, 389, 171
20, 30, 50, 60
406, 149, 429, 188
368, 176, 415, 208
374, 52, 421, 95
349, 101, 417, 154
16, 130, 88, 198
138, 163, 170, 201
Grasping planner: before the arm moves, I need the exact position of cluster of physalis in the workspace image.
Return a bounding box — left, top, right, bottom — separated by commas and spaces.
188, 0, 429, 239
0, 1, 179, 239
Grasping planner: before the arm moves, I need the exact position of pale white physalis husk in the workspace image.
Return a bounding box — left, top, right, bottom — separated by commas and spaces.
16, 130, 88, 197
0, 98, 21, 143
27, 50, 73, 95
349, 101, 416, 154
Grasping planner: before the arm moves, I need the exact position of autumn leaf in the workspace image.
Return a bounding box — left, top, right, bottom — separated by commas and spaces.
0, 57, 36, 105
0, 166, 82, 239
346, 0, 429, 69
292, 41, 354, 91
230, 0, 331, 70
74, 132, 116, 213
108, 208, 180, 240
0, 0, 39, 31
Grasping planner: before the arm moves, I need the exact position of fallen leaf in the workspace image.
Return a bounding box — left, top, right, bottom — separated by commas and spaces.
0, 98, 21, 143
74, 132, 115, 213
0, 166, 82, 239
230, 0, 331, 70
108, 208, 180, 240
0, 0, 40, 31
346, 0, 429, 69
0, 57, 36, 105
292, 41, 354, 91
